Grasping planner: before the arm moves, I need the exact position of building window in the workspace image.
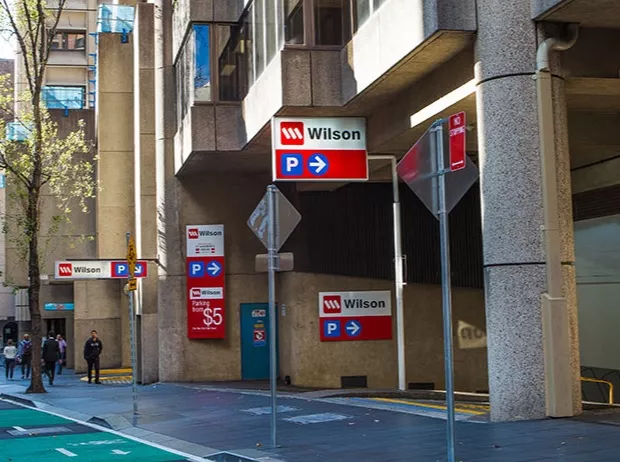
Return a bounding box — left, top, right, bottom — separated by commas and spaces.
354, 0, 385, 31
194, 24, 211, 102
217, 24, 250, 101
51, 31, 86, 51
42, 86, 85, 109
285, 0, 304, 45
254, 0, 266, 78
314, 0, 350, 46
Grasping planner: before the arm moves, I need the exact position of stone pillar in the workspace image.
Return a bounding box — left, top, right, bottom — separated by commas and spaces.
134, 3, 159, 384
474, 1, 580, 421
153, 0, 186, 381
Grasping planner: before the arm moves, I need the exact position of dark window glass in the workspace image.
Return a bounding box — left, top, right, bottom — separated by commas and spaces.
285, 0, 304, 44
217, 24, 250, 101
51, 31, 86, 51
315, 0, 347, 46
194, 24, 211, 101
266, 0, 277, 64
354, 0, 370, 30
255, 0, 265, 76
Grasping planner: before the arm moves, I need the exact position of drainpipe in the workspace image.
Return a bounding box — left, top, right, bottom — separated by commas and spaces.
535, 24, 579, 418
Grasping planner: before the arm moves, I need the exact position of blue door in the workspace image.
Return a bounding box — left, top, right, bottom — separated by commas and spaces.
240, 303, 276, 380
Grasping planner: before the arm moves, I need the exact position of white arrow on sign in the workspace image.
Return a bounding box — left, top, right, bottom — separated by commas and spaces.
112, 449, 131, 455
309, 155, 327, 174
208, 262, 221, 276
346, 321, 360, 336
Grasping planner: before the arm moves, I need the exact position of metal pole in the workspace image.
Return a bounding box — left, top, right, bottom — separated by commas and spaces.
368, 155, 407, 391
267, 185, 278, 448
434, 123, 456, 462
126, 233, 139, 422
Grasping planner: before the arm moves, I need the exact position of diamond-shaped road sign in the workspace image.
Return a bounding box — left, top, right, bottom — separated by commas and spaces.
248, 186, 301, 251
396, 118, 478, 219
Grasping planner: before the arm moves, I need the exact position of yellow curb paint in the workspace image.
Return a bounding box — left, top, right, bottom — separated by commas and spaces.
370, 397, 489, 416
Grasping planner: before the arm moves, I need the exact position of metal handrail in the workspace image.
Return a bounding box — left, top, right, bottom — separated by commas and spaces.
581, 377, 614, 404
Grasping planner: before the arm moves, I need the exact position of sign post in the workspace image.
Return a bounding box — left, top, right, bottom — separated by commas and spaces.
266, 185, 278, 449
248, 185, 301, 449
125, 232, 139, 422
397, 113, 478, 462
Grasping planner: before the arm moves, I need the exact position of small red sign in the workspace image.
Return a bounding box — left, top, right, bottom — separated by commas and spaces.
320, 316, 392, 342
322, 295, 342, 314
449, 112, 466, 172
187, 228, 199, 239
274, 149, 368, 181
254, 330, 265, 342
58, 263, 73, 276
280, 122, 305, 145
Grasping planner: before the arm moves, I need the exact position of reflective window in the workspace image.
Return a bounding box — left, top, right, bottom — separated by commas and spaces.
254, 0, 265, 77
194, 24, 211, 102
51, 31, 86, 51
284, 0, 304, 45
354, 0, 384, 31
266, 0, 278, 63
42, 86, 85, 109
217, 24, 250, 101
315, 0, 350, 46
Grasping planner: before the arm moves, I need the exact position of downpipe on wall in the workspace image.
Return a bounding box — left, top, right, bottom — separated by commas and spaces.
535, 23, 579, 418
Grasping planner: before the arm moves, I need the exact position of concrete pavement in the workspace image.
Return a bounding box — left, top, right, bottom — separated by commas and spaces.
2, 371, 620, 461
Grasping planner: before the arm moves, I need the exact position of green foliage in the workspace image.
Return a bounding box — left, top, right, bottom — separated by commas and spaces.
0, 0, 97, 269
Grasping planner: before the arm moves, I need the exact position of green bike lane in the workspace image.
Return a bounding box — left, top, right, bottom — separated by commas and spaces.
0, 399, 206, 462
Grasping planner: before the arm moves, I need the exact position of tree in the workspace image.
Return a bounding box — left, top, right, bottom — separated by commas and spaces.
0, 0, 96, 393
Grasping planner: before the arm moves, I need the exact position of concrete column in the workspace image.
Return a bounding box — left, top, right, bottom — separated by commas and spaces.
475, 2, 580, 421
153, 0, 186, 381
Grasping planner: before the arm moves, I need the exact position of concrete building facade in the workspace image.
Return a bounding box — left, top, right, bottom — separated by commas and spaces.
8, 0, 620, 422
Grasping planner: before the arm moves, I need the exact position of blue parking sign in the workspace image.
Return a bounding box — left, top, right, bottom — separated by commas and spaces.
323, 320, 341, 338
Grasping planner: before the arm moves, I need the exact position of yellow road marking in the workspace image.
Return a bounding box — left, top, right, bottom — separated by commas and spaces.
370, 398, 489, 416
99, 368, 132, 375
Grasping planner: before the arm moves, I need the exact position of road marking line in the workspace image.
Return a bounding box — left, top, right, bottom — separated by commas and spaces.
371, 398, 488, 416
55, 448, 78, 457
13, 426, 27, 432
0, 398, 211, 461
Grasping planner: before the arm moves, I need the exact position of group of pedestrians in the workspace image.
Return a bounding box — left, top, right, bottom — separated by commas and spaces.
3, 330, 102, 385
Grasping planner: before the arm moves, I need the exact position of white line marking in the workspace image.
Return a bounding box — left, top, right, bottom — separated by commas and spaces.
55, 448, 78, 457
13, 426, 27, 432
284, 413, 350, 424
0, 398, 211, 461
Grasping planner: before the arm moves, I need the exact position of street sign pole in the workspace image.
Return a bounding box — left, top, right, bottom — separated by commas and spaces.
267, 185, 278, 449
125, 232, 139, 423
368, 155, 406, 391
432, 122, 456, 462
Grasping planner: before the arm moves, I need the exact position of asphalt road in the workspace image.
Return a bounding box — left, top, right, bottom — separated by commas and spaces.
0, 399, 202, 462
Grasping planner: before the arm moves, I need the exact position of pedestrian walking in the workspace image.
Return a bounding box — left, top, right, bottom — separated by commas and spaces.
17, 334, 32, 379
84, 330, 103, 384
42, 332, 60, 386
56, 334, 67, 375
3, 340, 17, 380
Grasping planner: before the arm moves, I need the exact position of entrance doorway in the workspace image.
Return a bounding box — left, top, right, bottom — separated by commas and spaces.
240, 303, 276, 380
46, 318, 66, 338
2, 322, 17, 345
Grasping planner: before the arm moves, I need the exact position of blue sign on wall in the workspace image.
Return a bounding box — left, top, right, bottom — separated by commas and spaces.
0, 174, 5, 188
44, 303, 74, 311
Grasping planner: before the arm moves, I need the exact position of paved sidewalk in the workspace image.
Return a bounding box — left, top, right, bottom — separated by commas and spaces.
2, 372, 620, 461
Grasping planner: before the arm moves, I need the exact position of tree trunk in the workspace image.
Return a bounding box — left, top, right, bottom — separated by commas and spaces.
26, 98, 45, 394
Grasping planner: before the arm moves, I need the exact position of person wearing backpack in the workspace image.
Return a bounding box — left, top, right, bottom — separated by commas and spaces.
17, 334, 33, 380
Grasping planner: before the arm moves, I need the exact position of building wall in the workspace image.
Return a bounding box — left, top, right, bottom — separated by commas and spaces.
279, 272, 487, 392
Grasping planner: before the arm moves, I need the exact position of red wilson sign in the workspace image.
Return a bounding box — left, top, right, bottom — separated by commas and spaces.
449, 112, 466, 172
186, 225, 226, 339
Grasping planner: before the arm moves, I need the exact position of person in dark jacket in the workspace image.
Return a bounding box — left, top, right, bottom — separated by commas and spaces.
41, 332, 60, 385
84, 330, 103, 384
